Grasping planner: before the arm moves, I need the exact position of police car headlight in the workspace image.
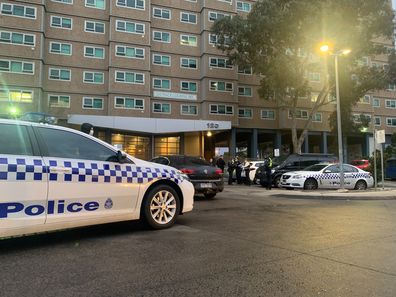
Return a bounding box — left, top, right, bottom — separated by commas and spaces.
292, 175, 303, 179
177, 171, 190, 181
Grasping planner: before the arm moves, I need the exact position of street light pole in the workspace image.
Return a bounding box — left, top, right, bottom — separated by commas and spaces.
334, 54, 345, 189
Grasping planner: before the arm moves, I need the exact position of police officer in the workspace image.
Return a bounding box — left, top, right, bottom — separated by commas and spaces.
216, 155, 226, 173
235, 156, 243, 184
264, 154, 273, 190
227, 157, 236, 185
244, 160, 252, 186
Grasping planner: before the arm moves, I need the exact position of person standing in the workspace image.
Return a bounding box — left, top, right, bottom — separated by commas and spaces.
235, 156, 243, 184
264, 154, 273, 190
244, 160, 252, 186
227, 157, 236, 185
216, 155, 226, 173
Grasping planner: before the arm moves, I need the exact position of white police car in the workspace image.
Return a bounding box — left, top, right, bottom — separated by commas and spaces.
0, 119, 194, 238
280, 163, 374, 190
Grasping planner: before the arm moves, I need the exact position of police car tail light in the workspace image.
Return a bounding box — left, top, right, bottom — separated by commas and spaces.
180, 168, 195, 174
215, 169, 223, 175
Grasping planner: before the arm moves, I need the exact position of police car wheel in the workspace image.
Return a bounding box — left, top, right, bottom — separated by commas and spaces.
143, 185, 180, 229
354, 180, 367, 190
304, 178, 318, 190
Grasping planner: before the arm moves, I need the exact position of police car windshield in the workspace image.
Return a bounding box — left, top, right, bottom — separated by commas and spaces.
303, 164, 328, 171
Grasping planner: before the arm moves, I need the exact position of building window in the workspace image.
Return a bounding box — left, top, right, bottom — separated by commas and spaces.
387, 118, 396, 126
208, 11, 230, 22
153, 78, 170, 90
83, 97, 103, 109
386, 100, 396, 108
238, 65, 252, 75
85, 21, 105, 33
153, 54, 170, 66
238, 86, 252, 97
49, 68, 71, 80
0, 3, 36, 19
309, 72, 321, 82
116, 20, 145, 34
153, 31, 171, 43
154, 136, 180, 156
209, 104, 233, 115
153, 7, 170, 19
360, 94, 370, 104
84, 46, 104, 59
153, 102, 171, 113
85, 0, 105, 9
52, 0, 73, 4
0, 59, 34, 74
0, 31, 35, 46
180, 81, 197, 92
181, 104, 197, 115
375, 117, 381, 126
387, 84, 396, 91
238, 108, 252, 118
180, 57, 197, 69
49, 42, 72, 55
180, 12, 197, 24
372, 98, 380, 107
83, 71, 104, 84
210, 81, 233, 92
208, 33, 231, 46
51, 16, 72, 29
0, 89, 33, 103
48, 94, 70, 108
116, 0, 144, 10
115, 71, 144, 84
114, 97, 144, 110
289, 109, 308, 119
261, 110, 275, 120
180, 34, 197, 46
237, 1, 251, 12
115, 45, 144, 59
312, 113, 322, 122
209, 57, 232, 69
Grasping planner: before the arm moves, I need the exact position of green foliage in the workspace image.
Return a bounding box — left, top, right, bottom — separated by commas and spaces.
212, 0, 394, 151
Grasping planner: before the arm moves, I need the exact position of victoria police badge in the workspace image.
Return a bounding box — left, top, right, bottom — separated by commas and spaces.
104, 198, 113, 209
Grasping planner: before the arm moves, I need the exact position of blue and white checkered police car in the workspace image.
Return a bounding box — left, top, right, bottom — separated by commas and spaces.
280, 163, 374, 190
0, 119, 194, 238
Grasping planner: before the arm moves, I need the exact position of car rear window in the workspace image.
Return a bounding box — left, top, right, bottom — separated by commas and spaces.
168, 156, 210, 166
0, 124, 33, 156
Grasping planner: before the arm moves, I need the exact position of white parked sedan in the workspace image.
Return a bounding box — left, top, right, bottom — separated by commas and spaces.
0, 119, 194, 239
280, 163, 374, 190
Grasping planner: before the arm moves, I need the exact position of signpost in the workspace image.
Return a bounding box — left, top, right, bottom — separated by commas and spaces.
375, 130, 386, 190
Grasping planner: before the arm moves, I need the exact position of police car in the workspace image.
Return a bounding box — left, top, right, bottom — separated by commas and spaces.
280, 163, 374, 190
0, 119, 194, 238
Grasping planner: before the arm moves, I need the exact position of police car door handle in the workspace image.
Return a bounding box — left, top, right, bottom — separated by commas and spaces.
50, 167, 72, 173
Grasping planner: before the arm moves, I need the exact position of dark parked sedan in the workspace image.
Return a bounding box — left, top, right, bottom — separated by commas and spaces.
151, 155, 224, 198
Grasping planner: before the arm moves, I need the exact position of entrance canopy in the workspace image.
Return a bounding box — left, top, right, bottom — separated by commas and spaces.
68, 115, 231, 134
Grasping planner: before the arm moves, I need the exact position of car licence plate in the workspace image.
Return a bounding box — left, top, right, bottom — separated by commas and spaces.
200, 183, 212, 188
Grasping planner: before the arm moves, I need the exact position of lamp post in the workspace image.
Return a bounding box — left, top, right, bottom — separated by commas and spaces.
320, 45, 351, 189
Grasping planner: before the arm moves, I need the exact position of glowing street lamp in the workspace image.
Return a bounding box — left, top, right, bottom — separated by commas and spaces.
320, 43, 351, 190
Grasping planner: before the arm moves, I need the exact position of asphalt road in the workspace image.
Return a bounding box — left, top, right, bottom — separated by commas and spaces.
2, 186, 396, 297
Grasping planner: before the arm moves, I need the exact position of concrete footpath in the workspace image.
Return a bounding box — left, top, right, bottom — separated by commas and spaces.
223, 184, 396, 200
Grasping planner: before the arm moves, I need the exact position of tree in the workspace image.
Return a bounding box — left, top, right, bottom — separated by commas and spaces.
211, 0, 394, 153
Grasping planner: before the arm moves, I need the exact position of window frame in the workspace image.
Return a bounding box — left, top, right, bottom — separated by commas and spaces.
49, 41, 72, 56
82, 96, 104, 110
48, 94, 71, 108
153, 102, 171, 114
50, 15, 73, 30
114, 96, 144, 110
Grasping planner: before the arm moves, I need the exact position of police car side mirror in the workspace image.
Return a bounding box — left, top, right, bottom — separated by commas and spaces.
323, 170, 331, 174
